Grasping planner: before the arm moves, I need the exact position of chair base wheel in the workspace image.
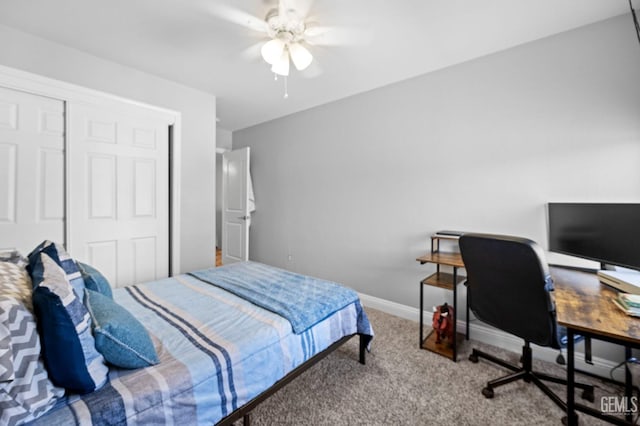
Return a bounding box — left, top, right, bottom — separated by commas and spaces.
561, 414, 578, 426
582, 387, 595, 403
482, 387, 494, 398
469, 353, 479, 363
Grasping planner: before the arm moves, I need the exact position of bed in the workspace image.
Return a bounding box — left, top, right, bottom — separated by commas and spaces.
15, 258, 373, 425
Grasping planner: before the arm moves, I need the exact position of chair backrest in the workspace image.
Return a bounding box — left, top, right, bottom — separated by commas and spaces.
459, 233, 560, 349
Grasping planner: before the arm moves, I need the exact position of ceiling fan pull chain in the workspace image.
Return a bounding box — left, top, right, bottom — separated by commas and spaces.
284, 76, 289, 99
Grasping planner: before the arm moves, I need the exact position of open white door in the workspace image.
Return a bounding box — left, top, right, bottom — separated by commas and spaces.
222, 147, 250, 264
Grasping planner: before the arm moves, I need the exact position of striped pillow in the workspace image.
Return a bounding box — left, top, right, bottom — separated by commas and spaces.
0, 262, 33, 313
28, 241, 86, 300
0, 297, 64, 425
32, 253, 109, 393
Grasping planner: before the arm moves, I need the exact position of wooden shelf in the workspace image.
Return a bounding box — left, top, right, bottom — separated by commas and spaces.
421, 330, 465, 359
417, 233, 467, 362
422, 272, 466, 291
432, 233, 461, 241
416, 251, 464, 268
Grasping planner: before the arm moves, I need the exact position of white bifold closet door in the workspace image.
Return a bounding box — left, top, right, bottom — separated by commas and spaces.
67, 102, 169, 288
0, 86, 65, 254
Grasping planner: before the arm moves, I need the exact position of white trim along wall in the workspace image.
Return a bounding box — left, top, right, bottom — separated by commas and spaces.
0, 64, 182, 274
358, 293, 623, 381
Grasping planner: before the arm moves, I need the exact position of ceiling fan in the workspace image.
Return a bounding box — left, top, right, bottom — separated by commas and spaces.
209, 0, 370, 97
265, 10, 316, 76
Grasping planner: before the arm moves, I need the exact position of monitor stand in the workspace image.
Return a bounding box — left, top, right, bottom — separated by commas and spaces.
597, 269, 640, 295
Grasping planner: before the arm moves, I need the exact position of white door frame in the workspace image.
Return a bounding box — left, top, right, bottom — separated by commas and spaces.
0, 64, 182, 274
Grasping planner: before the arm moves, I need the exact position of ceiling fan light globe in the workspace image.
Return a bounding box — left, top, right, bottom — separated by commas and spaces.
261, 38, 285, 65
270, 50, 290, 76
289, 42, 313, 70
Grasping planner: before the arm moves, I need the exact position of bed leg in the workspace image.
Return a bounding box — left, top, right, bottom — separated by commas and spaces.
359, 334, 366, 365
243, 413, 251, 426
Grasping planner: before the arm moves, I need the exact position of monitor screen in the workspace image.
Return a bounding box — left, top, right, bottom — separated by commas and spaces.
547, 203, 640, 271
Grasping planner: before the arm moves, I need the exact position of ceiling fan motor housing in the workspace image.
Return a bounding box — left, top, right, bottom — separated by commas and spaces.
265, 8, 306, 42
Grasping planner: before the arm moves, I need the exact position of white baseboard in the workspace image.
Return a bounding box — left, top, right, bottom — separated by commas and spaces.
358, 292, 419, 322
358, 292, 622, 381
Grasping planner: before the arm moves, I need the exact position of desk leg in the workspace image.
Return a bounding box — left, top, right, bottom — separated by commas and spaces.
625, 346, 633, 423
466, 283, 470, 340
419, 280, 424, 349
566, 328, 578, 426
453, 267, 457, 362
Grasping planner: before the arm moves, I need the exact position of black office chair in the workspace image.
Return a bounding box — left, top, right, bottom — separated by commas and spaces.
459, 233, 594, 410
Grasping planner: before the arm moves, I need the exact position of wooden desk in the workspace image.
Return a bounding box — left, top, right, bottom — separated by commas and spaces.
553, 266, 640, 425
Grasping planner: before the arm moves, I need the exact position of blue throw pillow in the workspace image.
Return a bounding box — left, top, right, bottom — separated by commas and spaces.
85, 289, 159, 369
77, 262, 113, 299
32, 253, 108, 394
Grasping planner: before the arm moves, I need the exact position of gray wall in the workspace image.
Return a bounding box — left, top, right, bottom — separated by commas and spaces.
234, 15, 640, 311
0, 24, 217, 273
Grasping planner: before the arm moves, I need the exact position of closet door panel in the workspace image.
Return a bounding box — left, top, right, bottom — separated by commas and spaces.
68, 102, 169, 288
0, 143, 16, 222
0, 86, 64, 254
86, 240, 118, 286
39, 148, 64, 220
87, 153, 117, 219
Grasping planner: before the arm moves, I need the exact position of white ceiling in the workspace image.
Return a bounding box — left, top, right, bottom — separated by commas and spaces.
0, 0, 630, 131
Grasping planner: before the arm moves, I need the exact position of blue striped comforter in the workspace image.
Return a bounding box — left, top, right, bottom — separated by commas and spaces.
34, 267, 373, 425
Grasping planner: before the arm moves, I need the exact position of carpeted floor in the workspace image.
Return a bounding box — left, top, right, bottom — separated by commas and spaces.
239, 308, 626, 425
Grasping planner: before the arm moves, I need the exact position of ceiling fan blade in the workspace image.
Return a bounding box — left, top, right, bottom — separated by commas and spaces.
207, 3, 268, 33
239, 41, 266, 62
304, 25, 373, 46
279, 0, 314, 20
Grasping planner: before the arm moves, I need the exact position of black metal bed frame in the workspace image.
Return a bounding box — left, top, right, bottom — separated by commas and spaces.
216, 333, 369, 426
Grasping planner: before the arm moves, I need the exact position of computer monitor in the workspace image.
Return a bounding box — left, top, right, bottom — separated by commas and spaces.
547, 203, 640, 272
